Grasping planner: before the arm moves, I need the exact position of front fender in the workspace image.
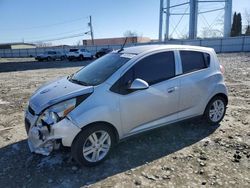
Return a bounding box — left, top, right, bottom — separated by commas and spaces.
68, 105, 122, 138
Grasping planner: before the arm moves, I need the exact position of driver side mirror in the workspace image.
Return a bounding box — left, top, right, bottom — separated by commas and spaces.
128, 78, 149, 90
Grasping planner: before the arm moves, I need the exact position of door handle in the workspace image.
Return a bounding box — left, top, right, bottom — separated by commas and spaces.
167, 87, 176, 93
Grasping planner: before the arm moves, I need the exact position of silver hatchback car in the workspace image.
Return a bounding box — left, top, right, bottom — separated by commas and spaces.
25, 45, 228, 166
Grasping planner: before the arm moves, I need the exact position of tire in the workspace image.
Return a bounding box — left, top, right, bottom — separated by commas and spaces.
47, 57, 52, 61
60, 56, 66, 61
79, 55, 84, 61
204, 96, 227, 125
71, 124, 115, 166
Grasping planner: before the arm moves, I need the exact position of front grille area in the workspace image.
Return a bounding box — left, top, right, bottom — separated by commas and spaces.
28, 105, 35, 115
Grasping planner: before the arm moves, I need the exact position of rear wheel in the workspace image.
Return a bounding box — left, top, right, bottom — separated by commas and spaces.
60, 56, 66, 61
79, 55, 84, 61
47, 56, 52, 61
71, 124, 115, 166
204, 96, 226, 125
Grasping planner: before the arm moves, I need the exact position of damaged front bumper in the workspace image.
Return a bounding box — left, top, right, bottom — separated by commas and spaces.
25, 109, 81, 156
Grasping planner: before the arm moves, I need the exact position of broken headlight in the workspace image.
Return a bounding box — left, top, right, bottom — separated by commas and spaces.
36, 98, 76, 127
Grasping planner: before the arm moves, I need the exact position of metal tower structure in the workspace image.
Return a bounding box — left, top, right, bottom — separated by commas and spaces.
159, 0, 232, 41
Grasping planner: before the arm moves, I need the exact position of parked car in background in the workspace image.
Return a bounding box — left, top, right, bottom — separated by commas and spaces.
95, 48, 113, 58
35, 51, 66, 61
26, 45, 228, 166
67, 48, 93, 61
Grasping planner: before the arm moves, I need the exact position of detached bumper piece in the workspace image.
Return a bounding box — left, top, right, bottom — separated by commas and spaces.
28, 125, 60, 156
27, 117, 81, 156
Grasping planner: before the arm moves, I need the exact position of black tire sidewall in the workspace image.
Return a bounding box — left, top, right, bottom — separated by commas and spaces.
71, 124, 115, 167
204, 96, 226, 125
79, 55, 84, 61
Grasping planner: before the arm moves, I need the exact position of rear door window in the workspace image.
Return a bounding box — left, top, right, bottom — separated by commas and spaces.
180, 51, 210, 74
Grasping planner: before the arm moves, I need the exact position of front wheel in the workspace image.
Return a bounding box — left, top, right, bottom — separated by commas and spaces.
204, 96, 227, 125
47, 56, 52, 61
79, 55, 84, 61
60, 56, 66, 61
71, 124, 115, 166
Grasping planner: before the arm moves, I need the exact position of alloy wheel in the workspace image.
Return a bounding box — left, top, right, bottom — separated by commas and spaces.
209, 99, 225, 122
82, 130, 111, 162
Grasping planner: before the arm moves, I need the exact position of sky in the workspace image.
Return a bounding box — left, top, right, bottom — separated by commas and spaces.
0, 0, 249, 45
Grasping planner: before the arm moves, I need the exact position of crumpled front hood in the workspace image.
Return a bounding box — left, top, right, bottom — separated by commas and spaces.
29, 76, 93, 114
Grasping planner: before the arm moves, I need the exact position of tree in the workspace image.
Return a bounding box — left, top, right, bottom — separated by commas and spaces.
246, 25, 250, 36
201, 27, 223, 38
244, 9, 250, 35
237, 13, 242, 35
76, 40, 81, 46
123, 30, 139, 43
123, 30, 138, 37
231, 12, 242, 37
230, 12, 237, 36
35, 42, 52, 47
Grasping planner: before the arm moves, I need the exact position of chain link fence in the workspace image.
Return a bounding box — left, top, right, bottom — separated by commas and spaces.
0, 36, 249, 58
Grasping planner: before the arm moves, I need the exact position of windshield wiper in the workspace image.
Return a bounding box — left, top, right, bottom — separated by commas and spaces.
69, 78, 90, 86
67, 73, 74, 79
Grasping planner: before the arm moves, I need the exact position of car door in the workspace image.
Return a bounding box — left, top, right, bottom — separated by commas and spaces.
56, 51, 61, 59
85, 49, 92, 58
177, 50, 212, 118
51, 51, 57, 59
112, 51, 180, 136
81, 49, 90, 58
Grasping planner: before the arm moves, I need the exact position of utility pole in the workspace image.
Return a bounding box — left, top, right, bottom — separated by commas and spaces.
159, 0, 164, 42
88, 16, 94, 45
224, 0, 232, 37
189, 0, 198, 39
165, 0, 170, 41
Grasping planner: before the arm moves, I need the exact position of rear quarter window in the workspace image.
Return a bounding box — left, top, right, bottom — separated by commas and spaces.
180, 51, 210, 74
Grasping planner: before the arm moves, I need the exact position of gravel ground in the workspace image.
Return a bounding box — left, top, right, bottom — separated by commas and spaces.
0, 53, 249, 188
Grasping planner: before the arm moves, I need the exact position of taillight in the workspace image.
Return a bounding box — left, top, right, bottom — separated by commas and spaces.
220, 64, 225, 74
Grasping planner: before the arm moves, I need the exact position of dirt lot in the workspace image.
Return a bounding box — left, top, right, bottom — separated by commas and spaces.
0, 54, 249, 188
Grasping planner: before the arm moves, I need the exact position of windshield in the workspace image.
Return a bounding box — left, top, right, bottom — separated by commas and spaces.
69, 53, 130, 86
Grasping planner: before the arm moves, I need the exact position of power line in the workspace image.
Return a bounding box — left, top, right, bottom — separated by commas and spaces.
2, 17, 88, 31
28, 32, 89, 43
25, 27, 88, 40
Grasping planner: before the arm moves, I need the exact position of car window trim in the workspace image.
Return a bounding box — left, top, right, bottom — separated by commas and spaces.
110, 74, 179, 96
127, 50, 176, 85
174, 66, 210, 79
109, 50, 177, 95
178, 50, 211, 75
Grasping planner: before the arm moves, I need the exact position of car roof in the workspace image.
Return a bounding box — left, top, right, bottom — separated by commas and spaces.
121, 44, 214, 55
